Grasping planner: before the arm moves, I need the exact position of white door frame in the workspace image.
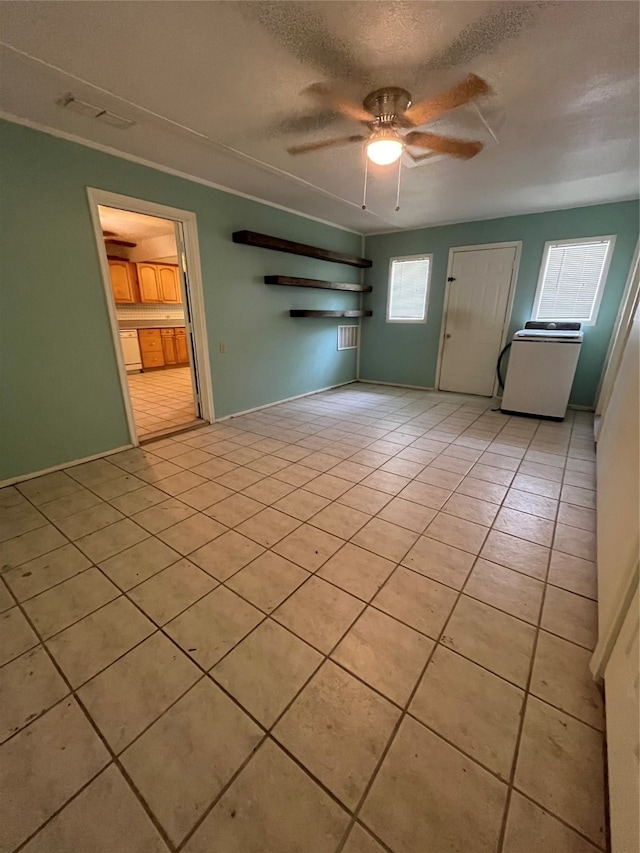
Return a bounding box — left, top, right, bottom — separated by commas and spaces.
595, 237, 639, 432
86, 188, 215, 445
435, 240, 522, 396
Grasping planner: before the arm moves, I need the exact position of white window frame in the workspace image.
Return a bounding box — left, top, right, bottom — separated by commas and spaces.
532, 235, 616, 327
386, 253, 432, 324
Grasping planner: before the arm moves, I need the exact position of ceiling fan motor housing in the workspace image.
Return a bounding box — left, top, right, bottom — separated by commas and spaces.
363, 87, 411, 127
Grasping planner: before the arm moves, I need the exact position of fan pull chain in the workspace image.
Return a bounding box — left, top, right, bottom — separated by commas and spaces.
395, 156, 403, 212
361, 156, 369, 210
471, 101, 499, 144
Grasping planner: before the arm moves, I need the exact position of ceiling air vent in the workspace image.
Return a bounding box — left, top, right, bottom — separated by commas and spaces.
337, 325, 359, 350
56, 94, 135, 129
96, 111, 135, 130
57, 93, 102, 117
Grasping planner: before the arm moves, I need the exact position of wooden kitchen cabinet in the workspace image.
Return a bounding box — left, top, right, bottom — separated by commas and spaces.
108, 259, 138, 303
158, 265, 181, 303
138, 328, 162, 348
136, 263, 161, 302
161, 329, 178, 365
137, 327, 188, 369
141, 351, 164, 368
135, 263, 181, 303
175, 329, 189, 364
138, 328, 164, 369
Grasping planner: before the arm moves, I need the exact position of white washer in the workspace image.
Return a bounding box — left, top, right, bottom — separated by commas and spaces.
501, 328, 583, 420
119, 330, 142, 373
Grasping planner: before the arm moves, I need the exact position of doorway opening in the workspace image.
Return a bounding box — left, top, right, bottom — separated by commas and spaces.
436, 242, 521, 397
88, 190, 214, 444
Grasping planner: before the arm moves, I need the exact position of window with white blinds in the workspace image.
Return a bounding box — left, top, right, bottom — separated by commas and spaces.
532, 236, 615, 325
387, 255, 432, 323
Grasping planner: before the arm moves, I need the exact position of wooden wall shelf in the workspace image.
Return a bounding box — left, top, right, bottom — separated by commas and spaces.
233, 230, 372, 269
265, 275, 371, 293
290, 310, 372, 318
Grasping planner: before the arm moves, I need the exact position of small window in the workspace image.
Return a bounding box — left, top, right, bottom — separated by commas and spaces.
532, 236, 616, 326
387, 255, 432, 323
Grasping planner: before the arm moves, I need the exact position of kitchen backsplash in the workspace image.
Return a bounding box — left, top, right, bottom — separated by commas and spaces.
116, 304, 185, 321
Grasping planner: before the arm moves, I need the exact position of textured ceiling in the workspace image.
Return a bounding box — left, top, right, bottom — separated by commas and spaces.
0, 1, 638, 233
98, 207, 175, 242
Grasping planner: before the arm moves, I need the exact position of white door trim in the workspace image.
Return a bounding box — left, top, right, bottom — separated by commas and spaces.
595, 237, 639, 428
435, 240, 522, 396
86, 188, 215, 446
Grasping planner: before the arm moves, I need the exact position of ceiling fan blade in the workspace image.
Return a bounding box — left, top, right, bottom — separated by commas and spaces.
287, 135, 365, 155
303, 83, 373, 123
268, 109, 339, 136
332, 98, 373, 124
404, 131, 483, 159
104, 238, 138, 247
404, 74, 490, 127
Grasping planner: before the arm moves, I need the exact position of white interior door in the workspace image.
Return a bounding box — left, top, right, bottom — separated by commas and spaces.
604, 586, 639, 853
439, 245, 517, 396
591, 301, 639, 853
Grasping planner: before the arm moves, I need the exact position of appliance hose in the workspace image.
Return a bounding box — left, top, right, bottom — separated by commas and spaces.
496, 342, 512, 391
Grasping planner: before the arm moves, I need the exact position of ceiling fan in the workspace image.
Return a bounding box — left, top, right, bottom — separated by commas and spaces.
287, 74, 490, 165
102, 229, 137, 248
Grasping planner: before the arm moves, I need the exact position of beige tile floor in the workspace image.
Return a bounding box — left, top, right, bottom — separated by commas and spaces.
0, 383, 604, 853
128, 367, 197, 437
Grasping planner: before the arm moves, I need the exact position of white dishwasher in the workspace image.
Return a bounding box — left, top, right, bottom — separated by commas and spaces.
119, 330, 142, 373
501, 322, 583, 420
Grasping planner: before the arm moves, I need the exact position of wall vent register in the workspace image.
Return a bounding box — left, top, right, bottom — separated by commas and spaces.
337, 325, 359, 350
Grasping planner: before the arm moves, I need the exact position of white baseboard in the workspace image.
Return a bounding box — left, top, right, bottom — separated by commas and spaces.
356, 379, 437, 391
1, 382, 359, 488
0, 444, 134, 488
217, 380, 358, 421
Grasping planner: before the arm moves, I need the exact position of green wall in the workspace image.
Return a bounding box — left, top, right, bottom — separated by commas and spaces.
360, 201, 639, 406
0, 120, 362, 481
2, 117, 636, 482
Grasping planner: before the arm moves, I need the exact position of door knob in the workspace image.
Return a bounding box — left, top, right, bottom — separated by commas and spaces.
446, 333, 452, 339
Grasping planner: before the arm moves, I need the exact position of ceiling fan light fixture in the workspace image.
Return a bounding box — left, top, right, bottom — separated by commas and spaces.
366, 129, 403, 165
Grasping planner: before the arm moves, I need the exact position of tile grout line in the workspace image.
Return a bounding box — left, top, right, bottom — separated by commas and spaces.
173, 565, 409, 848
496, 489, 559, 849
173, 518, 436, 852
0, 572, 180, 853
329, 409, 557, 849
1, 500, 301, 850
495, 414, 603, 853
507, 786, 606, 851
336, 408, 600, 852
333, 521, 492, 850
5, 403, 594, 672
2, 519, 316, 845
5, 534, 598, 758
142, 404, 513, 847
2, 389, 599, 851
5, 429, 593, 651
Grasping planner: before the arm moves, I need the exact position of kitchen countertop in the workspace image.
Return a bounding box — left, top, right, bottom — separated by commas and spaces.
118, 320, 186, 330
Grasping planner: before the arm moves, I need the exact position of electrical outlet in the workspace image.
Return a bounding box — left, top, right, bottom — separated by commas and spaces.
219, 342, 226, 354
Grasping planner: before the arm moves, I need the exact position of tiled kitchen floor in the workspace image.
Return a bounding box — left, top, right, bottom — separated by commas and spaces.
127, 367, 197, 437
0, 383, 604, 853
